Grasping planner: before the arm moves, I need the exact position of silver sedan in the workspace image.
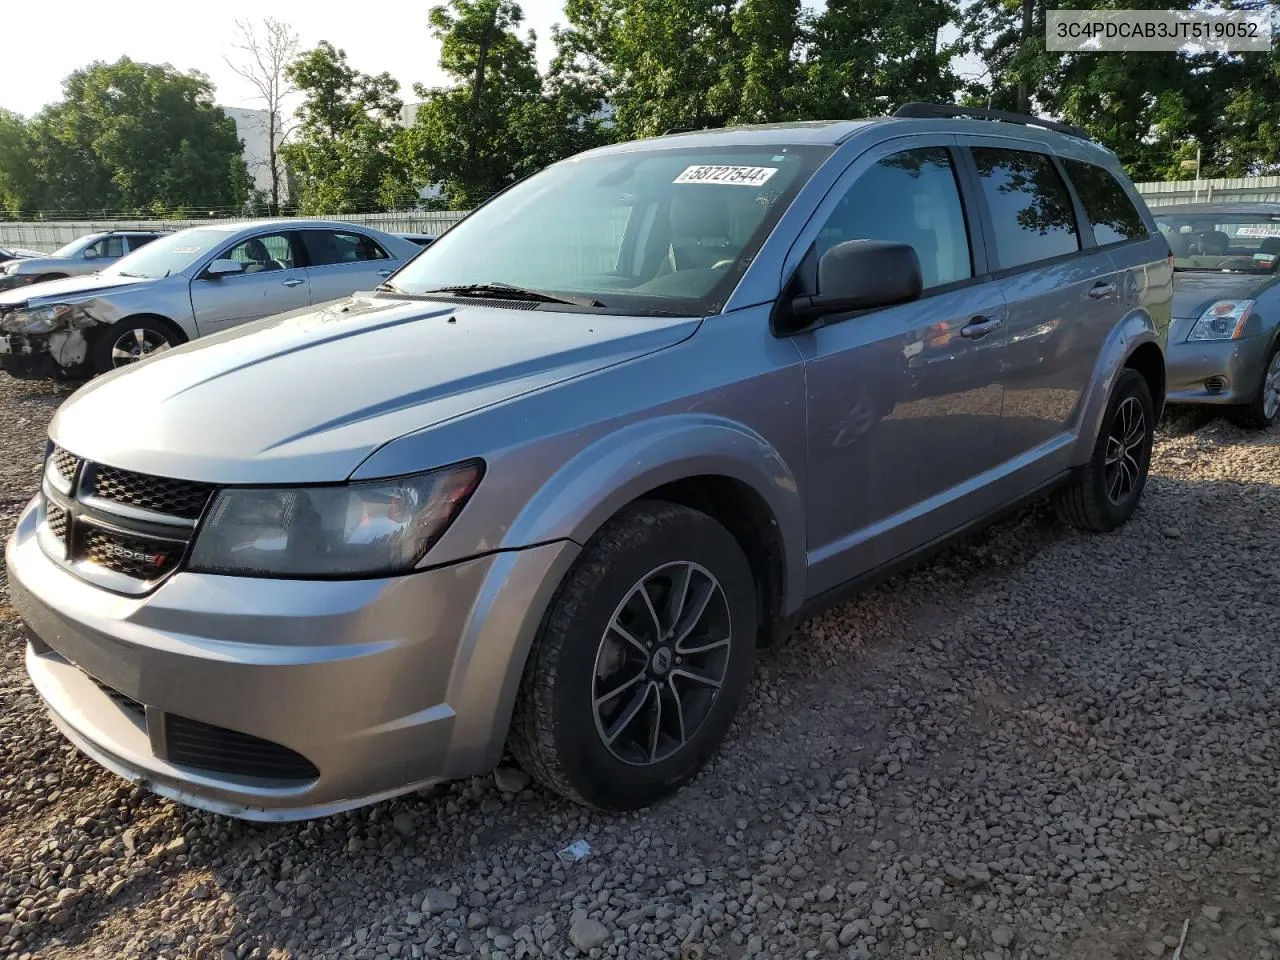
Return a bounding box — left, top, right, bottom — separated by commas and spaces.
1157, 203, 1280, 428
0, 231, 165, 292
0, 220, 421, 379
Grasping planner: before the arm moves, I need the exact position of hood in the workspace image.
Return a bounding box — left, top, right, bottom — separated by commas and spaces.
6, 256, 81, 275
51, 294, 701, 483
1172, 271, 1279, 319
0, 272, 151, 309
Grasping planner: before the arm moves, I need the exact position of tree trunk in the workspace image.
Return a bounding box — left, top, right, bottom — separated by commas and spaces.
465, 4, 499, 178
268, 112, 280, 214
1017, 0, 1034, 113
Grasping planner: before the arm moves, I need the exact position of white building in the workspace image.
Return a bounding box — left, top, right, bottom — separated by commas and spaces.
223, 106, 289, 201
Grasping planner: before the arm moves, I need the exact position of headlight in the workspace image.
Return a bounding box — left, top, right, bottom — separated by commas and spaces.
0, 304, 72, 334
1187, 300, 1253, 341
188, 460, 484, 577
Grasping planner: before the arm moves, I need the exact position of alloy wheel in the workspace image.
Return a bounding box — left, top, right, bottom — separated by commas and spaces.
591, 561, 732, 766
1263, 351, 1280, 421
1103, 395, 1146, 505
111, 328, 171, 366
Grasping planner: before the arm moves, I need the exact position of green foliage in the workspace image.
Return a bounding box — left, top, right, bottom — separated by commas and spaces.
280, 42, 408, 214
1, 58, 248, 217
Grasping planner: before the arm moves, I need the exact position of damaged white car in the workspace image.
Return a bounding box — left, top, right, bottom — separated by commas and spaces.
0, 219, 420, 379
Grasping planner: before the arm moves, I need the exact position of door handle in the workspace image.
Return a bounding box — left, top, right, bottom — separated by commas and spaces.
378, 269, 393, 277
282, 278, 305, 288
960, 315, 1002, 339
1087, 281, 1117, 300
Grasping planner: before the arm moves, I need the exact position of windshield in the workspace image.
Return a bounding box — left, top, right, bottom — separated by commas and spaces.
389, 144, 830, 314
48, 236, 97, 259
103, 229, 227, 279
1155, 213, 1280, 275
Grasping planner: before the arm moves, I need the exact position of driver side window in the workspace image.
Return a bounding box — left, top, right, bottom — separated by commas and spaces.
816, 147, 973, 290
223, 232, 297, 274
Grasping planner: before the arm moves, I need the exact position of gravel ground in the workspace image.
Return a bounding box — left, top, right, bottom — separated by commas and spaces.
0, 376, 1278, 960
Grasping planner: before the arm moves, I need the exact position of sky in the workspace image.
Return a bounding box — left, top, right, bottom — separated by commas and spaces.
1, 0, 571, 118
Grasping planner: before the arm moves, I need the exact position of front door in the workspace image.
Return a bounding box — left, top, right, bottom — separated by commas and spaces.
189, 231, 311, 334
793, 140, 1010, 597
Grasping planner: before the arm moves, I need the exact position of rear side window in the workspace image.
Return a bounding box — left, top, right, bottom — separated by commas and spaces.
302, 230, 390, 267
1063, 160, 1149, 245
86, 235, 125, 259
129, 234, 160, 252
971, 148, 1080, 270
815, 147, 972, 289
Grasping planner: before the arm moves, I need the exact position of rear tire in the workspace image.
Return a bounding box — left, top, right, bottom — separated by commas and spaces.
1228, 340, 1280, 430
510, 500, 757, 810
1055, 367, 1154, 532
91, 317, 184, 373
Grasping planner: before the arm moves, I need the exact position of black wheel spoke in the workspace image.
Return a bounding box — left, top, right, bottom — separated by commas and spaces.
592, 560, 733, 766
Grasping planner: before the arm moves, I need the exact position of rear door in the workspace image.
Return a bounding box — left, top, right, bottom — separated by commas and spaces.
792, 136, 1011, 596
958, 138, 1123, 471
189, 230, 311, 335
300, 229, 397, 304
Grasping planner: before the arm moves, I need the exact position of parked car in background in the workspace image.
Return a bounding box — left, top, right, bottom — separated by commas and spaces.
1154, 202, 1280, 428
0, 231, 165, 292
8, 105, 1170, 820
0, 219, 420, 378
0, 243, 44, 268
397, 232, 437, 249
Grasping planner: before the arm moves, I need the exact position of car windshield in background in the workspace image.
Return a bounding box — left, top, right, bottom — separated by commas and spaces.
390, 145, 830, 314
48, 236, 95, 259
1156, 214, 1280, 274
103, 229, 224, 279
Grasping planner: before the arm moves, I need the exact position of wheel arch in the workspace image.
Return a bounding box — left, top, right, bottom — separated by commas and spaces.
109, 312, 188, 345
500, 414, 807, 623
1070, 309, 1164, 465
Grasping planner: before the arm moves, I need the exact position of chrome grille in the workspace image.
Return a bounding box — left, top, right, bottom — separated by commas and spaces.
51, 447, 80, 485
86, 464, 214, 520
45, 502, 68, 544
39, 448, 218, 594
82, 526, 184, 579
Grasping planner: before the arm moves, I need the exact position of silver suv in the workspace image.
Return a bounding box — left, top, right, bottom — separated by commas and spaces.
8, 105, 1172, 819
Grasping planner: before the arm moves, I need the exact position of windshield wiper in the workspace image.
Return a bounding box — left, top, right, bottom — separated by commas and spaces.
376, 280, 402, 293
420, 282, 603, 308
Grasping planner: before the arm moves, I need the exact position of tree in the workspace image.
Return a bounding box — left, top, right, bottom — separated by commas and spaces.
0, 109, 26, 215
225, 17, 301, 213
401, 0, 601, 208
805, 0, 961, 120
281, 42, 408, 213
10, 58, 249, 216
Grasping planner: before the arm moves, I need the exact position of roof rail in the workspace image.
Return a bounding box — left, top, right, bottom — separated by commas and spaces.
893, 102, 1091, 142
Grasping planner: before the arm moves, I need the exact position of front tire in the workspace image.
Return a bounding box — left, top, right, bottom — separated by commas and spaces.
91, 317, 183, 373
1055, 367, 1155, 532
510, 501, 757, 810
1228, 341, 1280, 430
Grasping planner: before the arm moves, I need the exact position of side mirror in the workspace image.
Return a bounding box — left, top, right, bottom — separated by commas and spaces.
205, 259, 244, 278
792, 240, 923, 320
82, 248, 99, 260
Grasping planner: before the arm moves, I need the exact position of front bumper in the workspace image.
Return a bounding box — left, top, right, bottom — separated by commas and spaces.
0, 334, 71, 379
8, 496, 579, 819
1165, 320, 1273, 406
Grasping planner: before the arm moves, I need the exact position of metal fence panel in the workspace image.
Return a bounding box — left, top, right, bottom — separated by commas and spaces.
0, 211, 472, 253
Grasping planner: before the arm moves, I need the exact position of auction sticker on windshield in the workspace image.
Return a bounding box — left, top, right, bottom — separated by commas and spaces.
674, 165, 778, 187
1236, 224, 1280, 238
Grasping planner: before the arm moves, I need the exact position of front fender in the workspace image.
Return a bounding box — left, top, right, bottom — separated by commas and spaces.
503, 414, 807, 616
1070, 307, 1163, 465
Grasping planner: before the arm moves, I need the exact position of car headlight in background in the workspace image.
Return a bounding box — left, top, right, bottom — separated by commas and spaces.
187, 460, 484, 577
0, 304, 74, 334
1187, 300, 1254, 341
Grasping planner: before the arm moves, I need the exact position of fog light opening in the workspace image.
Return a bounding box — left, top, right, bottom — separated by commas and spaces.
1204, 376, 1227, 394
